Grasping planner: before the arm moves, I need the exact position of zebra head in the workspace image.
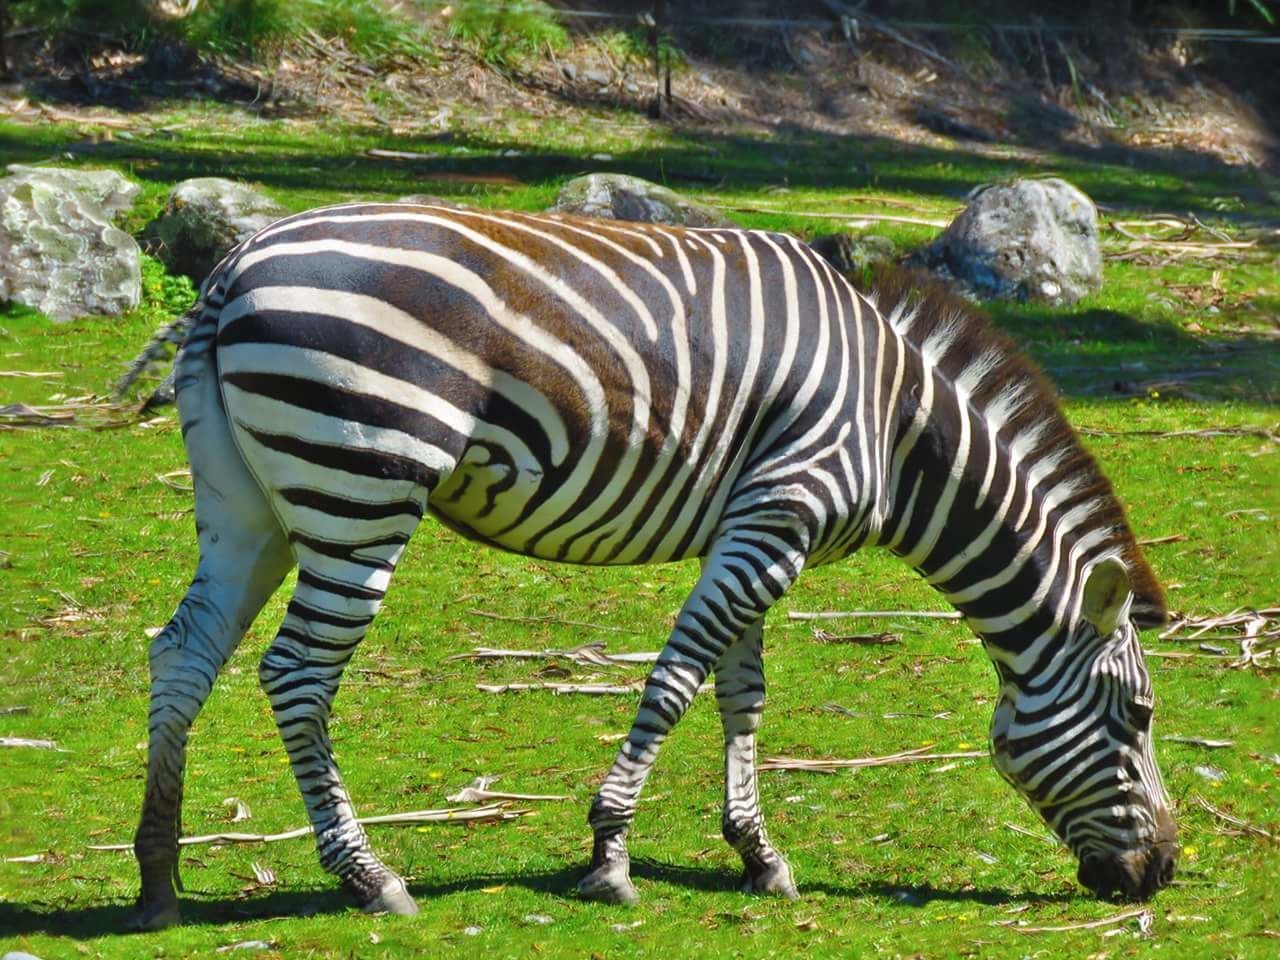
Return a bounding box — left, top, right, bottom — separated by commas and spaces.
987, 556, 1177, 900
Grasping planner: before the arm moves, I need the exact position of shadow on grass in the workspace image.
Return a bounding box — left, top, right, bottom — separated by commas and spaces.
2, 107, 1277, 226
0, 859, 1081, 938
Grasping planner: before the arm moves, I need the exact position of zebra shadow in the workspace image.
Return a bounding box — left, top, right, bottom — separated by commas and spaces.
0, 862, 1076, 937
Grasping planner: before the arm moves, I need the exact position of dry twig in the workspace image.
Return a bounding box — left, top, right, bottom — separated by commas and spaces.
1194, 795, 1278, 844
477, 680, 642, 696
447, 641, 656, 666
812, 628, 902, 645
446, 776, 569, 803
1001, 907, 1153, 934
0, 737, 62, 750
87, 803, 526, 851
464, 609, 637, 634
760, 746, 984, 773
789, 609, 962, 622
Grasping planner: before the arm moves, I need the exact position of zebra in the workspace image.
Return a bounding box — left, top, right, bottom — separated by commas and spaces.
122, 201, 1178, 930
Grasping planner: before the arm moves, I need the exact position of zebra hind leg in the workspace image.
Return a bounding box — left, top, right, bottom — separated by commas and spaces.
714, 623, 798, 899
130, 343, 293, 931
258, 528, 424, 916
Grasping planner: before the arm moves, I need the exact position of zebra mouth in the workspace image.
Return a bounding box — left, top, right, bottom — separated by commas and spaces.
1077, 841, 1179, 900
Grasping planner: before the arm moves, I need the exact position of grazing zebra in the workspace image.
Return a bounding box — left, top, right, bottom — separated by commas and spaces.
123, 202, 1177, 930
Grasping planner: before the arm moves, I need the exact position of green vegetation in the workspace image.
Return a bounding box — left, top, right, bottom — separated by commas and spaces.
13, 0, 434, 61
0, 96, 1277, 959
445, 0, 569, 67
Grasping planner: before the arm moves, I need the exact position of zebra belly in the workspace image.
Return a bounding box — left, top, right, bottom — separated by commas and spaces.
427, 436, 706, 566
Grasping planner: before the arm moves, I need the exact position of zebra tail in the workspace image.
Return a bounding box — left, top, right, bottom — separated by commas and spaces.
114, 309, 201, 411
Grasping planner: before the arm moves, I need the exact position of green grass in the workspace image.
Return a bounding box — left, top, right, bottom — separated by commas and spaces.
1, 101, 1278, 958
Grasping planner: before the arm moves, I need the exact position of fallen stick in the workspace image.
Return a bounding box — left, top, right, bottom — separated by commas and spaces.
477, 681, 642, 696
464, 609, 636, 634
447, 776, 569, 803
0, 737, 62, 750
1079, 425, 1279, 442
760, 746, 985, 773
1004, 907, 1152, 934
1137, 534, 1188, 547
723, 206, 950, 228
447, 642, 658, 666
1163, 736, 1234, 749
87, 803, 526, 851
788, 610, 962, 622
1194, 796, 1278, 844
812, 628, 902, 645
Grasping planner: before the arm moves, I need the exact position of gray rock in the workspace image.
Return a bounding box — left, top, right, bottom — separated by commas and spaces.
146, 177, 287, 282
550, 173, 735, 229
4, 951, 46, 960
0, 166, 142, 321
808, 232, 896, 275
912, 178, 1102, 305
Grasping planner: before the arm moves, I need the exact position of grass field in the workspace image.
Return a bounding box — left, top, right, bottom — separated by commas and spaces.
1, 99, 1278, 958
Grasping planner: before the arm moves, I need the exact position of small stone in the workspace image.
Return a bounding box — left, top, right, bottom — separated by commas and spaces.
550, 173, 735, 228
522, 913, 554, 925
144, 177, 287, 282
463, 925, 483, 936
582, 69, 611, 86
1193, 765, 1227, 782
4, 951, 46, 960
561, 63, 578, 81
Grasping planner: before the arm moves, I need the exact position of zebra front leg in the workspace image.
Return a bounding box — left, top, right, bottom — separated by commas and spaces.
260, 547, 419, 916
714, 622, 798, 899
579, 526, 807, 904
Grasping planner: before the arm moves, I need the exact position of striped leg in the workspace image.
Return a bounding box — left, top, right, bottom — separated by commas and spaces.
715, 623, 797, 898
259, 534, 421, 915
579, 526, 807, 904
131, 337, 293, 931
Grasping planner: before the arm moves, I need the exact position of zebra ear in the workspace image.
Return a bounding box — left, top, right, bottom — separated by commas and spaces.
1082, 557, 1132, 636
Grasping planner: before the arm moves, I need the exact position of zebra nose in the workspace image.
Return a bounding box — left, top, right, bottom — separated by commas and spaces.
1077, 841, 1178, 900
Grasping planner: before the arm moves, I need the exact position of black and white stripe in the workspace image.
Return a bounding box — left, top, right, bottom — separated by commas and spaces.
126, 202, 1174, 929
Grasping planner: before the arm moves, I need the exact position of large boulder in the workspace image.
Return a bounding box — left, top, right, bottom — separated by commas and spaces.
549, 173, 735, 228
0, 165, 142, 322
911, 178, 1102, 305
146, 178, 287, 282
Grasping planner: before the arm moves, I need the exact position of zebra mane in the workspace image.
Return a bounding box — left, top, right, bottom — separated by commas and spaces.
862, 266, 1167, 629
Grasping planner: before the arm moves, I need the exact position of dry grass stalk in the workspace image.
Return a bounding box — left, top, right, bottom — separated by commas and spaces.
1079, 425, 1280, 442
1195, 795, 1279, 844
446, 776, 569, 803
1137, 534, 1188, 546
812, 628, 902, 645
1001, 907, 1153, 934
87, 803, 527, 851
1163, 736, 1234, 749
447, 641, 657, 666
788, 610, 962, 622
0, 737, 62, 750
476, 681, 643, 696
723, 205, 949, 228
759, 746, 985, 773
464, 609, 636, 634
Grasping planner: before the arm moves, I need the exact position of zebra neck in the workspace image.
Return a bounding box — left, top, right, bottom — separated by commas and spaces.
875, 344, 1096, 669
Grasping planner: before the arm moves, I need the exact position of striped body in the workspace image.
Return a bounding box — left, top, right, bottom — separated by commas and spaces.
216, 204, 891, 567
127, 203, 1176, 930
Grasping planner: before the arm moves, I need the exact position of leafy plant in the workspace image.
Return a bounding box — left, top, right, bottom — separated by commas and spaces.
446, 0, 568, 67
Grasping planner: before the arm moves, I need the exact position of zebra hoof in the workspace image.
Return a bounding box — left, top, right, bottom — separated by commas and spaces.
126, 896, 182, 932
361, 876, 420, 916
741, 860, 799, 900
578, 861, 640, 905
